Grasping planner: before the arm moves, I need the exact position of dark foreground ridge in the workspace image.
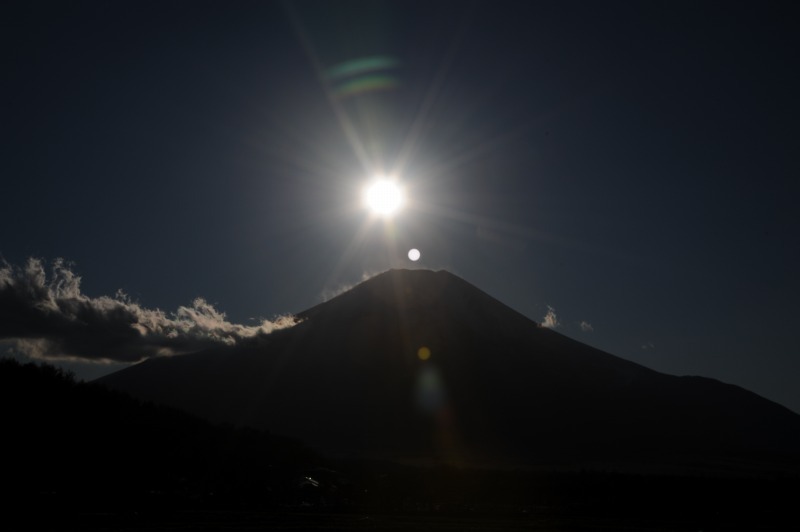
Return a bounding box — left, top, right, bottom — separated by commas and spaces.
100, 269, 800, 475
5, 358, 800, 531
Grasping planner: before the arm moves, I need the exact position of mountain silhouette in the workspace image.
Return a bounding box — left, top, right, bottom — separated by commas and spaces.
99, 269, 800, 474
0, 358, 322, 517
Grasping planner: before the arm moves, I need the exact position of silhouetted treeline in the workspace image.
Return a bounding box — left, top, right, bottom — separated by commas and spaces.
3, 358, 799, 530
0, 358, 322, 516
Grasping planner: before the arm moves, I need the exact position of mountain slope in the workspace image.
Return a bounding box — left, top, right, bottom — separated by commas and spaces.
98, 269, 800, 474
0, 358, 320, 513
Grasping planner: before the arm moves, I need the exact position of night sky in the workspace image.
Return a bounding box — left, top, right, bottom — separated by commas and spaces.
2, 1, 799, 412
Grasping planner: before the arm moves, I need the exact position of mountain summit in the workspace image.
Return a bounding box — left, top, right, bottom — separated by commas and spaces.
99, 269, 800, 474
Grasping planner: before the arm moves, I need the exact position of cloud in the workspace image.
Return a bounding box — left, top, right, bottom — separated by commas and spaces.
321, 270, 381, 302
541, 306, 560, 328
641, 342, 655, 350
0, 258, 296, 363
580, 321, 593, 332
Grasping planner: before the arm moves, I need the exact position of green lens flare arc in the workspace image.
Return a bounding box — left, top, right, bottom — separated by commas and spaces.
333, 75, 398, 99
325, 56, 399, 81
325, 56, 400, 99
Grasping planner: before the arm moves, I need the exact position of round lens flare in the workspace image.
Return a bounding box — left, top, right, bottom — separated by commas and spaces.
408, 248, 421, 261
417, 346, 431, 361
364, 179, 404, 217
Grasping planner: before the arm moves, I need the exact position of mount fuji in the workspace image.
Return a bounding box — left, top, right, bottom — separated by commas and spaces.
99, 269, 800, 474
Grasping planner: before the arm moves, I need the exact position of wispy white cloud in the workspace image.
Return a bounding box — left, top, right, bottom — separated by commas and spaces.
541, 306, 560, 328
580, 321, 593, 332
321, 270, 381, 302
0, 258, 296, 363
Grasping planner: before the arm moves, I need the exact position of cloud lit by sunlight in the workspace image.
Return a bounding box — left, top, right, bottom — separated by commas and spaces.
0, 258, 297, 363
541, 306, 560, 329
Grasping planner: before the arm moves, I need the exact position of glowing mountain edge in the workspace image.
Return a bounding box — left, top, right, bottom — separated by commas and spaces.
98, 269, 800, 475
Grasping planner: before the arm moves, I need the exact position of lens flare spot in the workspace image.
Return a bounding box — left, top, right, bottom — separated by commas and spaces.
417, 346, 431, 361
408, 248, 421, 261
416, 365, 445, 412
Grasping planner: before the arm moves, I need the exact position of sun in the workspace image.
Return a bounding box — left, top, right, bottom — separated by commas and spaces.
364, 178, 404, 217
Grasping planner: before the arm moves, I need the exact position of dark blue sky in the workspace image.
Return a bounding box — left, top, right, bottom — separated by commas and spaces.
2, 1, 799, 412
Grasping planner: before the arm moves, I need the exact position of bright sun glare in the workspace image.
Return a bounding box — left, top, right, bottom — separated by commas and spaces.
364, 179, 404, 217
